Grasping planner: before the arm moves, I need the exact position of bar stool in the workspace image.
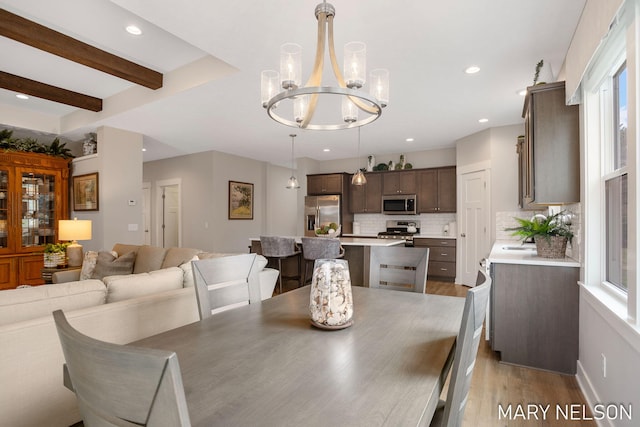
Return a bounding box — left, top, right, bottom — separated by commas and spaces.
300, 237, 345, 285
259, 236, 302, 294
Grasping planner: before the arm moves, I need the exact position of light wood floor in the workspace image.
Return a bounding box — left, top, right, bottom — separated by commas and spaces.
427, 280, 596, 427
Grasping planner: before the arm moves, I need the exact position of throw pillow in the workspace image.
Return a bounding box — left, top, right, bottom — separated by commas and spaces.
91, 251, 136, 280
80, 251, 98, 280
80, 250, 118, 280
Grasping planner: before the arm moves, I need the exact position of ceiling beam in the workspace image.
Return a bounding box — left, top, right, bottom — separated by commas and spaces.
0, 71, 102, 112
0, 8, 163, 90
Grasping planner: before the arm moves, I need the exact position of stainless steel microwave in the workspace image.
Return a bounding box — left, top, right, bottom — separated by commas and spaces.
382, 194, 417, 215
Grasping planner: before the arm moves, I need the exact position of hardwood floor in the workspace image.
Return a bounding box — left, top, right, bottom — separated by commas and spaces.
427, 280, 596, 427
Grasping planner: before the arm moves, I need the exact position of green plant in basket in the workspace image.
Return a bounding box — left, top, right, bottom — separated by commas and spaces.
44, 242, 70, 253
506, 211, 573, 243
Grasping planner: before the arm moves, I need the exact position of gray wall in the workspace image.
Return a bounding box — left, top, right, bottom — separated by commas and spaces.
143, 150, 298, 253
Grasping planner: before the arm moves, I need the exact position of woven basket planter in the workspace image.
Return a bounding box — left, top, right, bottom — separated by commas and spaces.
43, 252, 65, 267
535, 236, 568, 258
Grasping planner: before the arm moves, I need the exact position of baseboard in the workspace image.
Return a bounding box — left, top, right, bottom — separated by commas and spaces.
576, 360, 611, 427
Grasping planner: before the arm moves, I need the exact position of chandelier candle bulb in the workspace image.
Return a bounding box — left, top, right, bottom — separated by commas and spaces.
280, 43, 301, 89
370, 69, 389, 107
261, 70, 280, 107
342, 97, 358, 123
344, 41, 366, 89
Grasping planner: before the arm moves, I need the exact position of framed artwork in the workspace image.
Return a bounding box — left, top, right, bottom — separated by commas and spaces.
228, 181, 253, 220
73, 172, 99, 211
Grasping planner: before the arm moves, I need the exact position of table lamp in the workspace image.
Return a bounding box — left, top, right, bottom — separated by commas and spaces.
58, 218, 92, 267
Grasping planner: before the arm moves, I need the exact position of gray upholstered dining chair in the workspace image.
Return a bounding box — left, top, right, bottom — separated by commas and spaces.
369, 246, 429, 293
430, 269, 492, 427
259, 236, 302, 294
53, 309, 191, 427
300, 237, 345, 285
192, 253, 261, 320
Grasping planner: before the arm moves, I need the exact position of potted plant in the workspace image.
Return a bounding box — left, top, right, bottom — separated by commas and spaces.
507, 211, 573, 258
43, 242, 70, 267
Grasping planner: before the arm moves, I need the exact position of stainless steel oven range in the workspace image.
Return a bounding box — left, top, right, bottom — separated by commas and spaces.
377, 220, 421, 247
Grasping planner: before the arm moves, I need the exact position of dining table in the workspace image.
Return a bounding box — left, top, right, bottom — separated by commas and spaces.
133, 285, 465, 427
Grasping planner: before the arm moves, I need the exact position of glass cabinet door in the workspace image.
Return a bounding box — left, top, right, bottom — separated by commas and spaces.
0, 169, 8, 250
21, 171, 57, 248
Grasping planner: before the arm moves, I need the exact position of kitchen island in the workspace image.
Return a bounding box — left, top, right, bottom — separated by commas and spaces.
249, 237, 403, 287
488, 241, 580, 374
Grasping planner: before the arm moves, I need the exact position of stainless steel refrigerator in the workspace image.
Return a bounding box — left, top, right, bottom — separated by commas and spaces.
304, 195, 341, 237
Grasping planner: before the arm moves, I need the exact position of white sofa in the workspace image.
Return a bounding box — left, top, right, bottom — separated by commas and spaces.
0, 249, 278, 427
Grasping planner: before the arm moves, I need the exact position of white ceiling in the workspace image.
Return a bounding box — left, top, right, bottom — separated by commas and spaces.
0, 0, 586, 167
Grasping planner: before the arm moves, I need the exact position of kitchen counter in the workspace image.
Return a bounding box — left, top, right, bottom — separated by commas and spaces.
488, 240, 580, 267
249, 237, 403, 247
343, 233, 456, 239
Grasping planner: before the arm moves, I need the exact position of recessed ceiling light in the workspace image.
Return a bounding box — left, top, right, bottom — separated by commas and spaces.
141, 148, 147, 152
405, 138, 414, 142
465, 66, 481, 74
126, 25, 142, 36
478, 118, 489, 123
16, 94, 29, 100
323, 148, 330, 152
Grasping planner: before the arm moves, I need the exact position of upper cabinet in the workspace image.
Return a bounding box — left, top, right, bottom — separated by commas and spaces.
307, 173, 346, 195
522, 81, 579, 205
417, 167, 456, 213
349, 172, 382, 213
382, 170, 417, 195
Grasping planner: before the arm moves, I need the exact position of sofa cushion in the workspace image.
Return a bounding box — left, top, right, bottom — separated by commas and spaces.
0, 280, 106, 326
179, 256, 199, 288
162, 247, 201, 269
133, 245, 168, 274
103, 267, 184, 303
91, 251, 136, 280
111, 243, 141, 258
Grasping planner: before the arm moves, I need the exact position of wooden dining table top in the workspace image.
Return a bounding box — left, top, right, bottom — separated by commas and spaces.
132, 286, 465, 427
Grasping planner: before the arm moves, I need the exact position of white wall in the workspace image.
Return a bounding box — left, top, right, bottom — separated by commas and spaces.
143, 150, 298, 253
71, 126, 143, 252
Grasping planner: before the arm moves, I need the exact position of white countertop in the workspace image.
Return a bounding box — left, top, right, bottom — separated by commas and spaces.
339, 237, 405, 247
250, 237, 404, 247
488, 240, 580, 267
343, 233, 456, 239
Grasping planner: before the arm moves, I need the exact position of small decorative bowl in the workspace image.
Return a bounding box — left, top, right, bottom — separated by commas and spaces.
314, 225, 341, 237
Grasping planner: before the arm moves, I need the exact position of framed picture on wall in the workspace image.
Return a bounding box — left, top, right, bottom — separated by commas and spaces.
228, 181, 253, 220
73, 172, 99, 211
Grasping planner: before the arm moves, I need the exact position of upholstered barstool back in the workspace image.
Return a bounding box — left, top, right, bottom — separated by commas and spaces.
259, 236, 301, 294
301, 237, 345, 284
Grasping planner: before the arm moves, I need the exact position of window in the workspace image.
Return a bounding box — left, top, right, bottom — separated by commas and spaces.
605, 63, 628, 291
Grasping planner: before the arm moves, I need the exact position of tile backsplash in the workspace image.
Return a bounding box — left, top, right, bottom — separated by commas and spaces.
353, 213, 456, 236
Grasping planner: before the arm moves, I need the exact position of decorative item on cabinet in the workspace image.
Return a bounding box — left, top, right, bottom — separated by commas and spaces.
82, 132, 97, 156
367, 155, 375, 172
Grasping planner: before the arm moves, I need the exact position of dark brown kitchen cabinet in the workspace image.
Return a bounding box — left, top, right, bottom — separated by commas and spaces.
307, 173, 345, 195
522, 81, 579, 205
349, 172, 382, 213
382, 170, 416, 195
490, 262, 579, 374
417, 166, 456, 213
413, 237, 456, 282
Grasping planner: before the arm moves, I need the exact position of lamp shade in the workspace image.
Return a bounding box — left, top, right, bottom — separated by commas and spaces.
58, 219, 92, 241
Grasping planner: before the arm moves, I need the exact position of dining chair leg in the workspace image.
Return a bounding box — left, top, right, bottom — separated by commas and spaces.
277, 258, 283, 294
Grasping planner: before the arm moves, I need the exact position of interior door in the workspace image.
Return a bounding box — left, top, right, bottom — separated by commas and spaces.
459, 170, 488, 286
162, 185, 180, 248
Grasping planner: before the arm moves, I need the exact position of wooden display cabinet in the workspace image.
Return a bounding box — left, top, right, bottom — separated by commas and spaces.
0, 151, 70, 289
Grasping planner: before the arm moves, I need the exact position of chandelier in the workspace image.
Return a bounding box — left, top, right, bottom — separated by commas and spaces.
261, 1, 389, 130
